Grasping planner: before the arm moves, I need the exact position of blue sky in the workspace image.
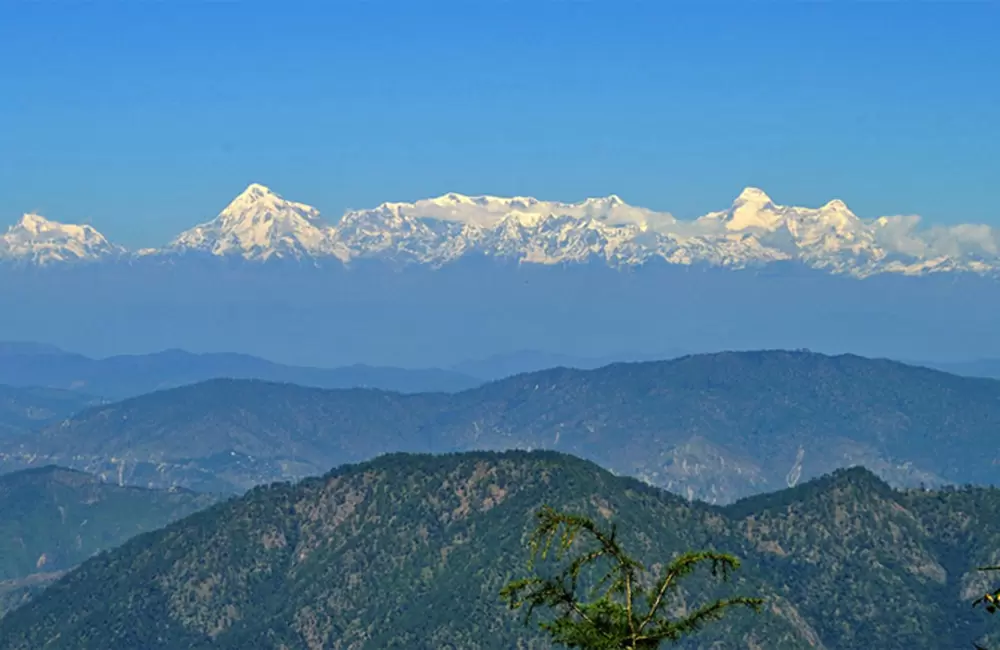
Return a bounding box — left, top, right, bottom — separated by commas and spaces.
2, 1, 997, 247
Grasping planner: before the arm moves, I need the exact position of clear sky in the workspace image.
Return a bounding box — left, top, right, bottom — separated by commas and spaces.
2, 1, 997, 247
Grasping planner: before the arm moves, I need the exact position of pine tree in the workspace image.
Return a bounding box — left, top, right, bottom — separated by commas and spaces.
973, 565, 1000, 649
500, 506, 763, 649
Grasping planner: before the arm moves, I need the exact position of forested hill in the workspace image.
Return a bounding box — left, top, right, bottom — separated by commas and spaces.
0, 466, 217, 617
3, 450, 1000, 649
0, 385, 100, 438
6, 350, 1000, 501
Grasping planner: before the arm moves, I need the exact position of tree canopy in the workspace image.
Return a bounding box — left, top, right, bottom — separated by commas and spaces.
501, 506, 763, 649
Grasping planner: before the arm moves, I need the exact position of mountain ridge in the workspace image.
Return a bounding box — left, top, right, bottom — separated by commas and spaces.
0, 344, 480, 399
0, 214, 124, 265
0, 385, 103, 438
4, 184, 998, 277
2, 450, 999, 649
5, 349, 1000, 501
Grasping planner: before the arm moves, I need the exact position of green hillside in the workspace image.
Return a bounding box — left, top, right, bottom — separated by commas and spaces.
0, 466, 218, 617
2, 451, 999, 649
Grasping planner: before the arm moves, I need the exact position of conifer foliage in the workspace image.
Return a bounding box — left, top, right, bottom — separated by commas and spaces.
973, 566, 1000, 649
501, 506, 763, 649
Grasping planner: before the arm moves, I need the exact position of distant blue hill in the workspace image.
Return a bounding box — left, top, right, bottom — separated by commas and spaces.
452, 348, 687, 381
917, 359, 1000, 380
0, 345, 480, 399
0, 385, 101, 437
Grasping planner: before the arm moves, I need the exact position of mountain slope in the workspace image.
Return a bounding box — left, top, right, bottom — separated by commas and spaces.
0, 385, 101, 438
6, 350, 1000, 501
2, 381, 451, 493
167, 184, 345, 261
1, 452, 999, 649
451, 348, 685, 380
0, 214, 123, 264
923, 358, 1000, 381
0, 466, 217, 617
8, 184, 1000, 276
0, 345, 480, 399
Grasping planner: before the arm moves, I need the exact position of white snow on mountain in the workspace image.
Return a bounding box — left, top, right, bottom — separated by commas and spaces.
330, 186, 994, 275
167, 183, 347, 261
699, 187, 786, 231
4, 183, 999, 276
380, 192, 678, 230
0, 213, 123, 264
695, 189, 886, 273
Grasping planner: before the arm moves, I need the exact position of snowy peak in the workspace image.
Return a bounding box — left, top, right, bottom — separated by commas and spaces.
426, 192, 484, 207
243, 182, 276, 198
705, 187, 783, 231
734, 187, 773, 206
6, 185, 1000, 278
378, 192, 673, 231
132, 186, 1000, 276
822, 199, 850, 212
582, 194, 625, 207
810, 199, 862, 230
705, 188, 864, 234
220, 183, 318, 220
15, 213, 59, 233
170, 184, 341, 261
0, 213, 122, 264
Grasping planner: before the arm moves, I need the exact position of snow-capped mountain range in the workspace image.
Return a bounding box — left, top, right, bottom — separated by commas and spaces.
0, 213, 125, 265
3, 183, 998, 277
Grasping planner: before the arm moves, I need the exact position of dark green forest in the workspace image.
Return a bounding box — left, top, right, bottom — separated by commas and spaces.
3, 450, 1000, 649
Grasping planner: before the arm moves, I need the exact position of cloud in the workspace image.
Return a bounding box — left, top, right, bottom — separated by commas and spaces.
926, 223, 1000, 257
873, 214, 1000, 260
872, 215, 931, 257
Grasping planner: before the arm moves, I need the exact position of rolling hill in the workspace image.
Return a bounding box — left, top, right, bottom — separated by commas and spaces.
0, 344, 479, 399
450, 348, 685, 381
0, 466, 217, 617
1, 451, 999, 649
0, 385, 101, 438
4, 350, 1000, 501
